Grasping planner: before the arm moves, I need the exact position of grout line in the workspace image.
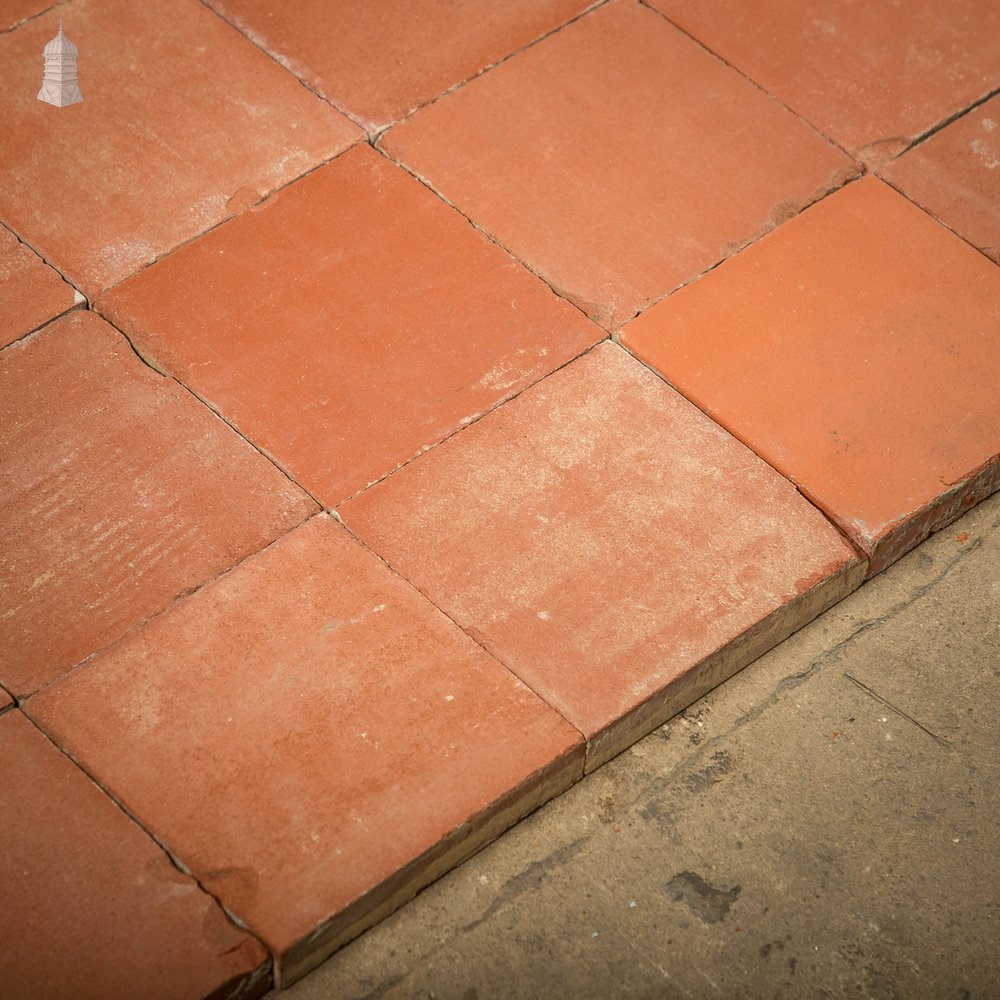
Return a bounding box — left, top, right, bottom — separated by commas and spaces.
93, 307, 328, 512
875, 172, 1000, 267
0, 219, 86, 304
0, 0, 66, 35
330, 510, 589, 750
331, 334, 608, 508
18, 709, 276, 984
613, 169, 864, 333
97, 140, 363, 298
636, 0, 858, 163
895, 84, 1000, 158
372, 143, 605, 327
612, 338, 868, 562
22, 509, 324, 704
0, 299, 87, 353
197, 0, 612, 138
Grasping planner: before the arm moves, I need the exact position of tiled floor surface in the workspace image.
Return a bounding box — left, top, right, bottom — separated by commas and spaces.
2, 1, 998, 995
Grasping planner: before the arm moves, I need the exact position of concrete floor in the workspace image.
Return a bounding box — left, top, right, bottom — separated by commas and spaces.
278, 491, 1000, 1000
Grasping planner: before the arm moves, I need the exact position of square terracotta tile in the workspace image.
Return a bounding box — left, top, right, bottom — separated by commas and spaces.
99, 144, 600, 506
1, 0, 51, 31
0, 224, 80, 349
1, 311, 316, 697
881, 96, 1000, 263
621, 177, 1000, 576
27, 515, 584, 987
340, 342, 865, 770
650, 0, 1000, 163
1, 711, 270, 1000
205, 0, 594, 131
382, 0, 854, 329
0, 0, 361, 296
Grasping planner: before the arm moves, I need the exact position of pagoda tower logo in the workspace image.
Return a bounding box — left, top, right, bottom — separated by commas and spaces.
38, 20, 83, 107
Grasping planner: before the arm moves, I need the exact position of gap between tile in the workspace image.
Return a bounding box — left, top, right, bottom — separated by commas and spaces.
16, 708, 275, 988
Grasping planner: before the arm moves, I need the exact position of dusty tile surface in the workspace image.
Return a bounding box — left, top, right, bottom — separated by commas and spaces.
100, 144, 600, 505
881, 97, 1000, 262
0, 225, 76, 348
206, 0, 592, 131
0, 711, 269, 1000
382, 0, 853, 329
340, 342, 865, 769
28, 515, 584, 987
0, 0, 50, 33
651, 0, 1000, 163
0, 0, 360, 296
0, 311, 315, 697
621, 177, 1000, 576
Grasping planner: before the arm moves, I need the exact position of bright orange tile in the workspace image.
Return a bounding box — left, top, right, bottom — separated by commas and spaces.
340, 343, 864, 768
0, 710, 270, 1000
27, 515, 584, 987
383, 0, 854, 329
205, 0, 592, 131
0, 0, 361, 296
621, 177, 1000, 576
100, 144, 600, 506
0, 225, 77, 348
1, 312, 316, 696
881, 96, 1000, 263
650, 0, 1000, 163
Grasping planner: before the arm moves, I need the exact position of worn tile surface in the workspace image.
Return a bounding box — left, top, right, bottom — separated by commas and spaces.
205, 0, 592, 131
621, 177, 1000, 576
100, 144, 600, 505
341, 342, 865, 768
0, 710, 270, 1000
0, 0, 360, 296
0, 311, 315, 697
651, 0, 1000, 163
0, 225, 77, 348
881, 96, 1000, 262
27, 515, 584, 987
383, 0, 853, 329
0, 0, 50, 31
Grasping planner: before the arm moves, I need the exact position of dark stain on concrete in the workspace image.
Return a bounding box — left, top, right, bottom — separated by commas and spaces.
665, 870, 741, 923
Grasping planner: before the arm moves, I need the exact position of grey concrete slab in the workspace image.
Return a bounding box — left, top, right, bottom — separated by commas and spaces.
276, 491, 1000, 999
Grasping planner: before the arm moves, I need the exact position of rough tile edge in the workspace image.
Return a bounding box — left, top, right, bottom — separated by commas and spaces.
582, 555, 869, 773
0, 687, 14, 715
203, 957, 273, 1000
824, 454, 1000, 577
274, 740, 586, 988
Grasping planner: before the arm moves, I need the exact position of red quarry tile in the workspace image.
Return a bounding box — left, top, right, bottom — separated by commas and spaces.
205, 0, 593, 132
650, 0, 1000, 164
881, 97, 1000, 263
0, 711, 270, 1000
100, 144, 600, 506
27, 515, 584, 987
1, 0, 51, 31
382, 0, 854, 330
1, 311, 316, 697
0, 1, 361, 297
621, 177, 1000, 577
340, 342, 865, 770
0, 225, 79, 349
